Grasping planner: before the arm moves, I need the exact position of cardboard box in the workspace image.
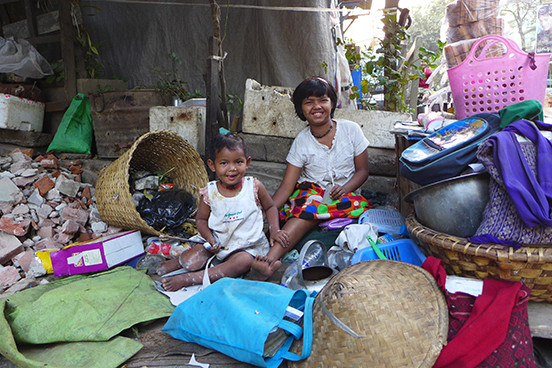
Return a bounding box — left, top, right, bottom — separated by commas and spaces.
50, 230, 144, 276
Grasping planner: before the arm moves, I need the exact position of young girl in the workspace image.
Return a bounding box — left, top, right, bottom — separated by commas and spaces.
157, 133, 285, 291
250, 77, 372, 280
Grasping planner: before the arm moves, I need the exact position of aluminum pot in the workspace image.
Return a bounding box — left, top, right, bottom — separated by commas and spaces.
404, 172, 490, 238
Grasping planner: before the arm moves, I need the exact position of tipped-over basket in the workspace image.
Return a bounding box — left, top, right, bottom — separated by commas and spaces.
289, 260, 448, 368
96, 130, 208, 236
406, 215, 552, 303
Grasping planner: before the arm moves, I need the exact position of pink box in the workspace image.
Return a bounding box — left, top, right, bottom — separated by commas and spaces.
50, 230, 144, 276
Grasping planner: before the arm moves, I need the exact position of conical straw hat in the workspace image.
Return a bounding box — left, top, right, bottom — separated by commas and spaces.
290, 260, 448, 368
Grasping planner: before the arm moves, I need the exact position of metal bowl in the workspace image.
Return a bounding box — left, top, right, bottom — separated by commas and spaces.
404, 172, 490, 238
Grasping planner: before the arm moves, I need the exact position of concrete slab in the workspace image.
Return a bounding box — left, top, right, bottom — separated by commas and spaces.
529, 302, 552, 339
242, 78, 410, 149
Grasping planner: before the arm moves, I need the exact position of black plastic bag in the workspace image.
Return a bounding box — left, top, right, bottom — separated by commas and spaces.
137, 189, 195, 232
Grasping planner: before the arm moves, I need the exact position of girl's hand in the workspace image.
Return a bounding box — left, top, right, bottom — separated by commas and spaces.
271, 229, 290, 248
204, 241, 222, 253
329, 184, 346, 201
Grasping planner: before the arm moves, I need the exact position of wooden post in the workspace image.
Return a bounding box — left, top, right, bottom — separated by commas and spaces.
204, 36, 221, 180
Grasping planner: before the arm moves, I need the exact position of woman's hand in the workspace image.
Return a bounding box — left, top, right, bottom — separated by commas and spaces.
329, 184, 347, 201
271, 229, 290, 248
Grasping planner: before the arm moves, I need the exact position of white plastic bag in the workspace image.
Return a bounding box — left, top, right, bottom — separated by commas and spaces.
335, 223, 379, 252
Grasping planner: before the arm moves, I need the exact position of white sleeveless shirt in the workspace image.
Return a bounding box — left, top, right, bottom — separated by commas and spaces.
204, 176, 269, 261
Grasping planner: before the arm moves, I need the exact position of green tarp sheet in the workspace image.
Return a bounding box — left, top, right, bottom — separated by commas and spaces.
0, 266, 175, 368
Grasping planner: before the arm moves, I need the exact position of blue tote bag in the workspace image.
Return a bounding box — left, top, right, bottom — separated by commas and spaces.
162, 278, 314, 367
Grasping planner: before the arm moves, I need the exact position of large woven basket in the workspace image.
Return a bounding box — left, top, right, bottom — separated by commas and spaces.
406, 215, 552, 303
96, 130, 208, 236
289, 261, 448, 368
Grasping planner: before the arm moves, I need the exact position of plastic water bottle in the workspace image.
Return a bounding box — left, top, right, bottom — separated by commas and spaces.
322, 186, 332, 204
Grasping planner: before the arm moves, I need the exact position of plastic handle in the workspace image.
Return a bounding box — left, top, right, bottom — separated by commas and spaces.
367, 236, 387, 260
466, 35, 522, 63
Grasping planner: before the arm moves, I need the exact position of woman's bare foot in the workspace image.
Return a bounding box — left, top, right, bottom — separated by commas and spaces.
248, 255, 282, 281
162, 272, 202, 291
156, 258, 181, 276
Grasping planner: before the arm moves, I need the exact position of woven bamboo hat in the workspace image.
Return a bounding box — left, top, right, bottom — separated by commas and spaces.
290, 260, 448, 368
96, 130, 208, 236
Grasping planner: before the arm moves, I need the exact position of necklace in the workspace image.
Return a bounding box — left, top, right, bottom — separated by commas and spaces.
219, 179, 243, 190
311, 122, 333, 139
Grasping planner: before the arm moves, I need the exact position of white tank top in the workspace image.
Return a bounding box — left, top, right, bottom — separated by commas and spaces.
206, 176, 269, 260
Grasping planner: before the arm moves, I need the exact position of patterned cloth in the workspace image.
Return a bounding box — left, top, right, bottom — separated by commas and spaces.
279, 182, 372, 222
424, 257, 536, 368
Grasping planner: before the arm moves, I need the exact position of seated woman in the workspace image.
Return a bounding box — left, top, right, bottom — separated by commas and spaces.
250, 77, 373, 280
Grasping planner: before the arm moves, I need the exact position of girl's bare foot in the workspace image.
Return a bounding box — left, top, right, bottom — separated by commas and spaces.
156, 258, 181, 276
162, 272, 202, 291
248, 255, 282, 281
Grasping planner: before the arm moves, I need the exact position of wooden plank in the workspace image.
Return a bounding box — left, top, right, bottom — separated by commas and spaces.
204, 36, 220, 180
59, 0, 76, 101
2, 10, 59, 39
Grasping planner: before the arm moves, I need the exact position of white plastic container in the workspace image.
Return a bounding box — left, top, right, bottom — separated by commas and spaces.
0, 94, 45, 132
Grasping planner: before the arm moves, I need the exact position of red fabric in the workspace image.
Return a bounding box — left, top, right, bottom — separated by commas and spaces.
422, 257, 536, 368
419, 67, 432, 88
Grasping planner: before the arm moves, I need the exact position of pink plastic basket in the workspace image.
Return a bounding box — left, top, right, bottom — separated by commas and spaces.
447, 35, 551, 120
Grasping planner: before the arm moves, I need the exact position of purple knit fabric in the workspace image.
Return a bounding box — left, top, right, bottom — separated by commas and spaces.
489, 119, 552, 227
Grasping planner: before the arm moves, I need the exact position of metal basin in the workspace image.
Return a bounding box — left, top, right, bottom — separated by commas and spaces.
404, 172, 490, 238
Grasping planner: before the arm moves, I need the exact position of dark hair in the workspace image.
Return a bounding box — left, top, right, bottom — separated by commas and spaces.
291, 77, 337, 121
210, 133, 249, 160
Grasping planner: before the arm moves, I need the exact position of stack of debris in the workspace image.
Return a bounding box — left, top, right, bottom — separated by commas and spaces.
0, 148, 120, 295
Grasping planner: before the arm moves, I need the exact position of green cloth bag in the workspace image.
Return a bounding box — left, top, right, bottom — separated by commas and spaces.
47, 93, 94, 154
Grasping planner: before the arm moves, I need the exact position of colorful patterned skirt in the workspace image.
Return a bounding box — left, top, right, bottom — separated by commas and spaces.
279, 182, 373, 222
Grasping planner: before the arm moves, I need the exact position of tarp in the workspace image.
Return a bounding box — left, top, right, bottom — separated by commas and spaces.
0, 266, 175, 368
83, 0, 338, 98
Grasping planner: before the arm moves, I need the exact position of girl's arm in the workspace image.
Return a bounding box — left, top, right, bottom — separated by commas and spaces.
195, 195, 218, 251
256, 180, 287, 247
329, 148, 370, 200
272, 163, 302, 209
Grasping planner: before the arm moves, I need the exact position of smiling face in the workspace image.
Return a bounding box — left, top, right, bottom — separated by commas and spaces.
301, 94, 333, 126
208, 147, 251, 188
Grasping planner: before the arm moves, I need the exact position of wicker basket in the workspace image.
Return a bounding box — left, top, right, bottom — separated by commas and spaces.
96, 130, 208, 236
289, 261, 448, 368
406, 215, 552, 303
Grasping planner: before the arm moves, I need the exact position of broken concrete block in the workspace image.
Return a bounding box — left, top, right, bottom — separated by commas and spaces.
34, 175, 55, 195
61, 219, 80, 234
12, 250, 35, 273
55, 175, 80, 197
53, 232, 73, 245
12, 175, 38, 187
40, 159, 58, 169
0, 171, 15, 179
0, 266, 21, 289
9, 160, 32, 174
91, 221, 108, 234
27, 188, 45, 206
10, 149, 31, 163
0, 156, 13, 166
20, 168, 38, 177
89, 206, 102, 223
45, 188, 62, 201
36, 203, 53, 219
0, 203, 12, 215
11, 204, 29, 216
0, 232, 24, 264
37, 225, 54, 239
0, 177, 23, 204
34, 238, 61, 251
0, 215, 31, 236
0, 277, 37, 300
60, 206, 89, 226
